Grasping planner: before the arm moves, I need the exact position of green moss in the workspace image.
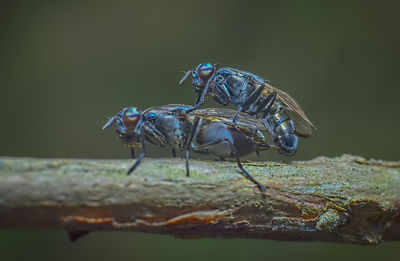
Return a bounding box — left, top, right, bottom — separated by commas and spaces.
316, 209, 342, 232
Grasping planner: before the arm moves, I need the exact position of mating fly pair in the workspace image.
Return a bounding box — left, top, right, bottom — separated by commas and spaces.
103, 63, 315, 191
103, 105, 276, 191
180, 63, 316, 156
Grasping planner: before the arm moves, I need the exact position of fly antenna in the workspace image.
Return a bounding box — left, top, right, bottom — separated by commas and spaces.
102, 116, 116, 131
179, 70, 192, 86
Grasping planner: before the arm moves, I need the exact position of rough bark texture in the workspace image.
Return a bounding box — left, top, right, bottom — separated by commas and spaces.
0, 155, 399, 244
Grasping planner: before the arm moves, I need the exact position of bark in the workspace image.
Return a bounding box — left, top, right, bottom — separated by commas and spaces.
0, 155, 399, 244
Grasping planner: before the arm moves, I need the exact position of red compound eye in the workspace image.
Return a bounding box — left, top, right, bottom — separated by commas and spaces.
122, 107, 141, 129
197, 63, 215, 82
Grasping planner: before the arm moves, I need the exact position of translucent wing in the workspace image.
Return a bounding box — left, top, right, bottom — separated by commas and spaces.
144, 104, 192, 113
192, 108, 267, 131
262, 83, 316, 137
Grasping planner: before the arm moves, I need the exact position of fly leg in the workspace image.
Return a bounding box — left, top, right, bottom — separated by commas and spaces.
258, 90, 277, 115
262, 118, 276, 138
254, 142, 279, 156
213, 84, 230, 106
184, 116, 200, 176
127, 131, 147, 174
232, 107, 244, 124
192, 138, 266, 192
258, 91, 277, 137
208, 93, 229, 106
232, 85, 275, 123
257, 143, 279, 151
187, 74, 216, 112
194, 91, 201, 106
232, 85, 265, 122
225, 139, 267, 192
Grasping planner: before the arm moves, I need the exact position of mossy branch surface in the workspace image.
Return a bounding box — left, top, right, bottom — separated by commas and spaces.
0, 155, 399, 244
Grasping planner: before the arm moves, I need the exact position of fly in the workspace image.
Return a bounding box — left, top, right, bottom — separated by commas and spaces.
179, 63, 316, 156
102, 104, 276, 192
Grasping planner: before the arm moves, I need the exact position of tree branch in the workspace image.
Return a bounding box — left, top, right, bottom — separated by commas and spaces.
0, 155, 399, 244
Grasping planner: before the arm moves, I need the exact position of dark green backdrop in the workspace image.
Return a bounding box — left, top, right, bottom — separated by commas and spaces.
1, 1, 399, 260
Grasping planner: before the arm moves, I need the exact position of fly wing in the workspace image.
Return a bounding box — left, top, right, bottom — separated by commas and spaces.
286, 110, 314, 137
193, 108, 267, 131
146, 104, 192, 113
264, 84, 316, 137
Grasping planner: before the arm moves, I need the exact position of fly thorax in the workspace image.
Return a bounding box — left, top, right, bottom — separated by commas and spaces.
166, 118, 192, 149
225, 75, 250, 105
172, 127, 188, 149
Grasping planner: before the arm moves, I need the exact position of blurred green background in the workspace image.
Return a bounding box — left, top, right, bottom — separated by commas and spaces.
1, 1, 399, 260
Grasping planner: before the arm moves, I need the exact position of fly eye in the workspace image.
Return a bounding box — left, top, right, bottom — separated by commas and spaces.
122, 107, 141, 129
125, 107, 140, 122
197, 63, 215, 82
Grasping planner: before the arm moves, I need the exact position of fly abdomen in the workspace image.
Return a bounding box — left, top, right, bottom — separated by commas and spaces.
266, 107, 297, 155
275, 133, 297, 156
273, 117, 296, 136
